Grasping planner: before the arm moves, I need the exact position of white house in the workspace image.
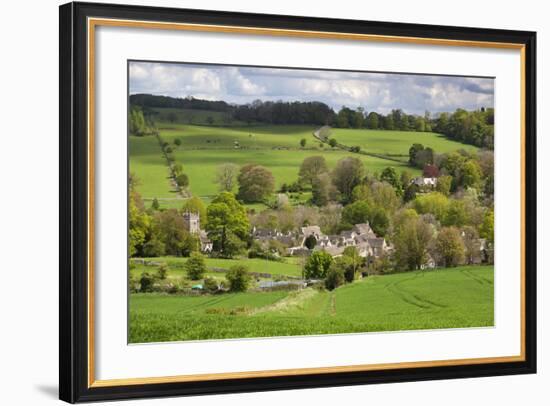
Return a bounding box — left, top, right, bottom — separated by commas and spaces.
411, 177, 438, 187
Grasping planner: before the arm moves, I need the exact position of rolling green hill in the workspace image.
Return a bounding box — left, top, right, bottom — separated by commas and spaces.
328, 128, 479, 156
129, 109, 480, 208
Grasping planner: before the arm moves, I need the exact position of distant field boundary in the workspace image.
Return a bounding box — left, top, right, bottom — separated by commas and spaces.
313, 127, 410, 164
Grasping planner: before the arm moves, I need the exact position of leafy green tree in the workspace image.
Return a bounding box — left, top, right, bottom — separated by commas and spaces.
371, 181, 401, 212
408, 143, 424, 165
153, 209, 191, 256
342, 201, 370, 226
181, 196, 207, 223
332, 157, 365, 203
180, 233, 200, 257
369, 206, 390, 237
226, 265, 251, 292
400, 170, 413, 188
129, 106, 147, 136
185, 252, 207, 280
328, 138, 338, 148
441, 152, 466, 178
479, 209, 494, 243
174, 138, 182, 146
462, 160, 482, 189
325, 261, 346, 290
304, 234, 317, 249
304, 251, 333, 279
415, 116, 426, 132
462, 226, 481, 264
237, 164, 275, 203
436, 227, 465, 267
367, 112, 379, 129
299, 156, 328, 187
300, 138, 307, 148
176, 173, 189, 188
151, 197, 160, 211
403, 184, 419, 202
380, 167, 402, 192
157, 263, 168, 280
206, 192, 250, 256
203, 276, 219, 293
413, 192, 449, 222
311, 173, 338, 206
352, 181, 400, 213
392, 216, 433, 271
129, 183, 151, 257
222, 231, 247, 258
415, 147, 435, 168
383, 114, 395, 130
342, 246, 362, 282
139, 272, 155, 292
142, 235, 165, 257
443, 199, 468, 227
436, 175, 453, 196
172, 163, 183, 176
214, 163, 239, 192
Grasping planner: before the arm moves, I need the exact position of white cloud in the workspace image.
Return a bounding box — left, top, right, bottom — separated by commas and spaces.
129, 61, 494, 114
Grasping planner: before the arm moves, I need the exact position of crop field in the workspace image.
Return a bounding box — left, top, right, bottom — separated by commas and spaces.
129, 265, 494, 343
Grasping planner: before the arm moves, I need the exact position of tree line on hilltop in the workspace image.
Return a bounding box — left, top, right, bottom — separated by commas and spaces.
129, 94, 494, 149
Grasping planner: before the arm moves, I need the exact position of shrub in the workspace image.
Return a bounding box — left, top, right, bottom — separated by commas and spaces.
304, 234, 317, 249
142, 237, 165, 257
185, 252, 207, 280
176, 173, 189, 188
203, 276, 219, 293
129, 275, 140, 293
165, 146, 173, 154
325, 264, 345, 291
174, 138, 182, 146
225, 265, 251, 292
157, 263, 168, 280
304, 251, 333, 279
139, 272, 156, 293
151, 198, 160, 210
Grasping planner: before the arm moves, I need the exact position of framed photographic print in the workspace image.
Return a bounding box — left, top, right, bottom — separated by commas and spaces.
59, 1, 537, 403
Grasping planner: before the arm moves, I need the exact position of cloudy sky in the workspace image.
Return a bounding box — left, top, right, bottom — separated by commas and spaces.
129, 61, 494, 115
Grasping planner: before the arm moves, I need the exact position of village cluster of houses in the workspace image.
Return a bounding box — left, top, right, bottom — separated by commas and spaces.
182, 208, 488, 269
253, 222, 392, 260
182, 211, 392, 260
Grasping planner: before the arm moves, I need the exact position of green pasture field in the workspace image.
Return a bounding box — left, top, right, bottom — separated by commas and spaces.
129, 117, 479, 206
132, 256, 303, 278
329, 128, 479, 156
129, 265, 494, 343
129, 135, 175, 198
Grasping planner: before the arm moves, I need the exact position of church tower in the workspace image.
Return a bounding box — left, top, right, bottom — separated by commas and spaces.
182, 212, 200, 234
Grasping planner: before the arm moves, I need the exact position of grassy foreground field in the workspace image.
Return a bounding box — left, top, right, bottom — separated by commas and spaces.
129, 265, 494, 343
